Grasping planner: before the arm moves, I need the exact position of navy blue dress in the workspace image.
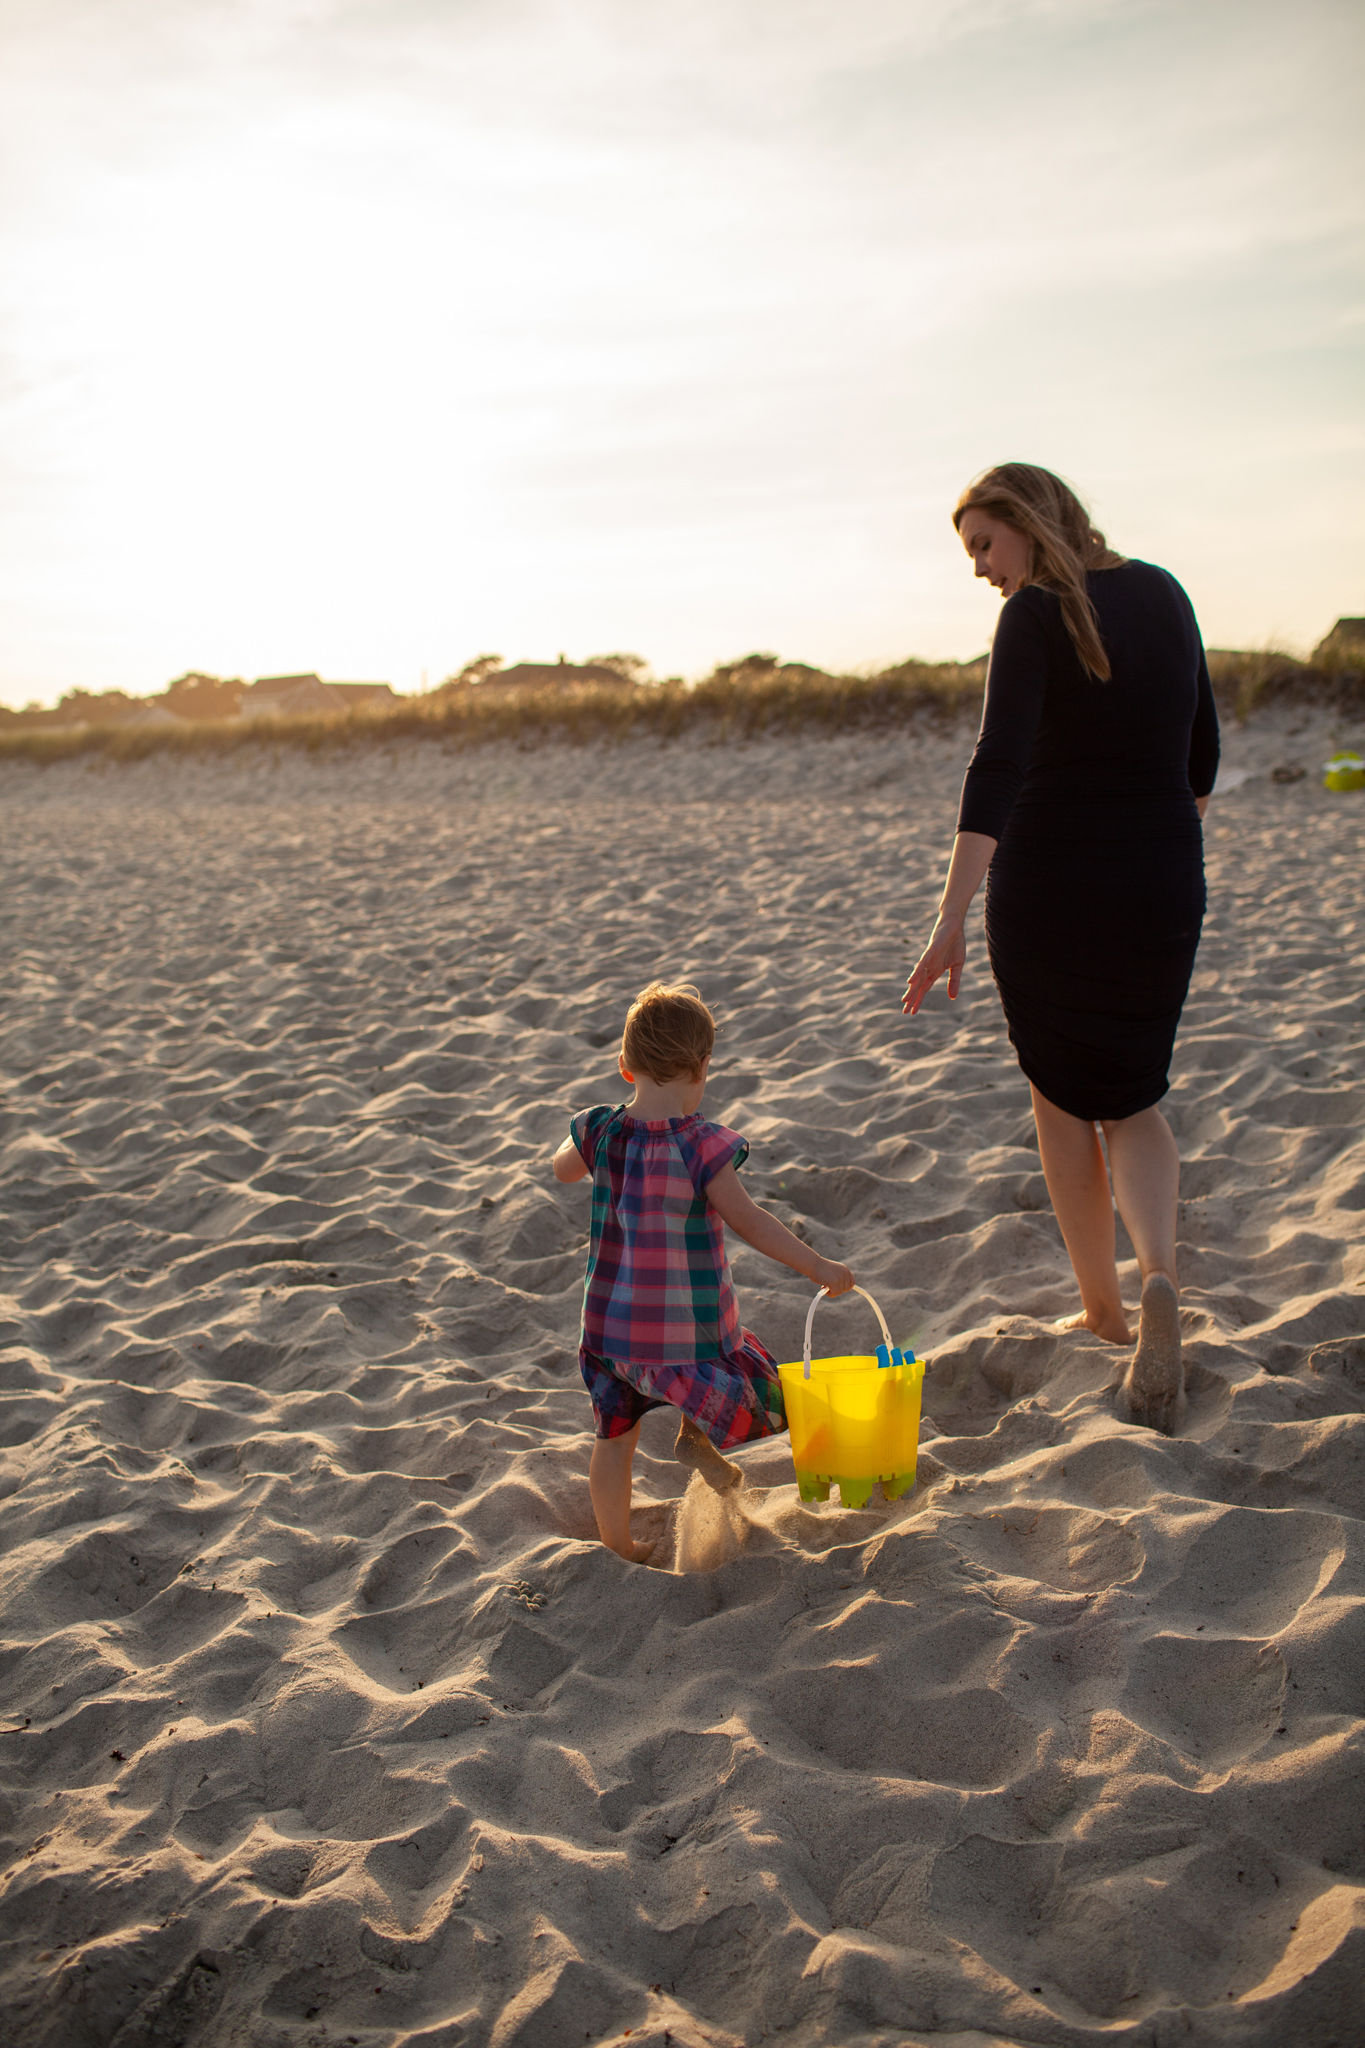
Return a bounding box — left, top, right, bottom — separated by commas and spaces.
957, 561, 1220, 1122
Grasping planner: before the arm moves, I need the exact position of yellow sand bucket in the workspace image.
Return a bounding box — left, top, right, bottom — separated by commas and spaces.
780, 1286, 925, 1509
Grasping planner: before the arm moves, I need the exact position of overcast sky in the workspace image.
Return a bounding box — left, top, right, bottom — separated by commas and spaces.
1, 0, 1361, 706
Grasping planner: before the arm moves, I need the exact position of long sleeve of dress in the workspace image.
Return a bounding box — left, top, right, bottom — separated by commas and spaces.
1187, 647, 1220, 799
956, 593, 1050, 840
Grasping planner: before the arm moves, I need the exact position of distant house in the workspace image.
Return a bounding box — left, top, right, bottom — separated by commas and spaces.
124, 702, 188, 728
1312, 619, 1365, 667
481, 660, 632, 691
235, 674, 399, 720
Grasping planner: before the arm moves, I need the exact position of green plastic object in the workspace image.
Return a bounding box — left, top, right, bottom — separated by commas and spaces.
794, 1468, 918, 1508
1324, 751, 1365, 792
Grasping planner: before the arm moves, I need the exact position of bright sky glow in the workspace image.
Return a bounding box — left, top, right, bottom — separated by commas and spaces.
1, 0, 1361, 706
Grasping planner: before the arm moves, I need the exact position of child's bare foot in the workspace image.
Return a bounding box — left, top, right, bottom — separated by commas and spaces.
597, 1522, 656, 1564
1054, 1306, 1131, 1344
674, 1414, 743, 1493
1119, 1273, 1182, 1435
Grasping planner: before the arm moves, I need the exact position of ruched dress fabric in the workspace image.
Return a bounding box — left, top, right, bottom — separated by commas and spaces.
957, 561, 1220, 1123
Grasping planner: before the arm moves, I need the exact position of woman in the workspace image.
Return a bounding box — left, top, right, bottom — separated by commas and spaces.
903, 463, 1219, 1433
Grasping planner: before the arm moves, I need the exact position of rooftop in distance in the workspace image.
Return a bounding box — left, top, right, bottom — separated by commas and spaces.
237, 675, 398, 720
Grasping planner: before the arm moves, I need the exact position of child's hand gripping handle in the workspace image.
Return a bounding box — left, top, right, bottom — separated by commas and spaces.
802, 1284, 914, 1380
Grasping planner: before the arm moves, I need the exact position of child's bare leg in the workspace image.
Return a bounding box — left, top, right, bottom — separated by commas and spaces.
675, 1413, 743, 1493
589, 1423, 654, 1561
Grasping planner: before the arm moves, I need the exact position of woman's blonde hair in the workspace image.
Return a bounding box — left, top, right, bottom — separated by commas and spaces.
953, 463, 1126, 681
622, 981, 715, 1083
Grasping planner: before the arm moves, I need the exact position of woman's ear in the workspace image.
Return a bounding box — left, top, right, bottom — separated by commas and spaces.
618, 1051, 634, 1085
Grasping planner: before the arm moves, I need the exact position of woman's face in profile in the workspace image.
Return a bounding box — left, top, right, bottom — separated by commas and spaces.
959, 509, 1031, 597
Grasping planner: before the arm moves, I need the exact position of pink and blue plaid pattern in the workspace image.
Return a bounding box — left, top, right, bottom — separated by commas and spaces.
571, 1105, 785, 1446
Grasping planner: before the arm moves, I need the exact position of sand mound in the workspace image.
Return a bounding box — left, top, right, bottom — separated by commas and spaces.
0, 709, 1361, 2046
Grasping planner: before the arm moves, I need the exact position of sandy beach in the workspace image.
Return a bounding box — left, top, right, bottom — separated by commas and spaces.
1, 706, 1362, 2048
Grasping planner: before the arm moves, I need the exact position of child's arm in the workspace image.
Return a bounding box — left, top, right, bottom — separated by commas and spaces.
552, 1135, 589, 1184
705, 1164, 854, 1295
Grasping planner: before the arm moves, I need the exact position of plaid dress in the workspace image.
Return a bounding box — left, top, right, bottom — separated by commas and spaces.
570, 1104, 785, 1447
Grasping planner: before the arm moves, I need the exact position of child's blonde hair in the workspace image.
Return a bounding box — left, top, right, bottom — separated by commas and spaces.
622, 981, 715, 1083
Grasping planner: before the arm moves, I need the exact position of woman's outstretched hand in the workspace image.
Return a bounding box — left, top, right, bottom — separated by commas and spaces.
901, 834, 995, 1015
902, 912, 966, 1014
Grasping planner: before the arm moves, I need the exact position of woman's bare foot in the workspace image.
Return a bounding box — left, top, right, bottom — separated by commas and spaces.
1119, 1273, 1182, 1435
675, 1414, 743, 1493
606, 1538, 656, 1564
1054, 1306, 1132, 1344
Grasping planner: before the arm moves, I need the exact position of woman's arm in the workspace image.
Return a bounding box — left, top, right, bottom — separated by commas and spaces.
902, 830, 997, 1015
704, 1164, 854, 1295
902, 594, 1045, 1016
1187, 644, 1220, 805
955, 594, 1050, 840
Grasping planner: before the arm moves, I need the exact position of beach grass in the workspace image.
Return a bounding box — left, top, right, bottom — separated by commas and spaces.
1205, 645, 1364, 720
1, 648, 1359, 768
0, 659, 988, 766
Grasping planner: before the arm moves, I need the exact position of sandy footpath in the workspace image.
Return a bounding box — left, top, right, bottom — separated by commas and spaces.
0, 707, 1362, 2048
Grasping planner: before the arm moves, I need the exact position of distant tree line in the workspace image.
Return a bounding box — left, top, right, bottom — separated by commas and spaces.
6, 622, 1361, 731
0, 672, 243, 729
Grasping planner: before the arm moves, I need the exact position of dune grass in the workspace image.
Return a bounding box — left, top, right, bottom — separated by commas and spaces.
0, 659, 989, 767
1205, 646, 1364, 721
1, 647, 1359, 769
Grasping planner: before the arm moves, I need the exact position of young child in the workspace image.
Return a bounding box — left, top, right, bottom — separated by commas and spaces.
553, 980, 854, 1561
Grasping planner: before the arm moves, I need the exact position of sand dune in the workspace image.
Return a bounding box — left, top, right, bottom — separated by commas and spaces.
0, 707, 1361, 2047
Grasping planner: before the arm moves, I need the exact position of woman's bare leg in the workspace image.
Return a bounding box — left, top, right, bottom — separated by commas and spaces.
1030, 1085, 1130, 1343
1099, 1106, 1179, 1287
1101, 1106, 1183, 1433
588, 1422, 654, 1561
1032, 1086, 1184, 1428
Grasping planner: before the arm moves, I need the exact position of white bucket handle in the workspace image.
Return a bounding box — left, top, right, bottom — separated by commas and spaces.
802, 1284, 895, 1379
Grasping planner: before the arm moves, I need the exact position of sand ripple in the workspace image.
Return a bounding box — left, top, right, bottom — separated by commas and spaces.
0, 716, 1361, 2046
